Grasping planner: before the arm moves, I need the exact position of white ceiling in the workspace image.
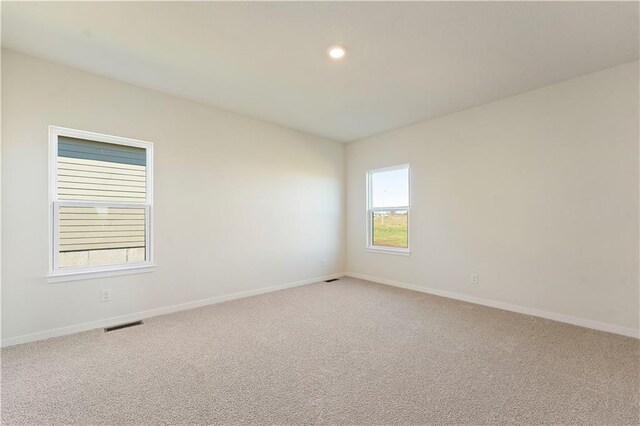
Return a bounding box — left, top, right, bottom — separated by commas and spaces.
2, 2, 638, 142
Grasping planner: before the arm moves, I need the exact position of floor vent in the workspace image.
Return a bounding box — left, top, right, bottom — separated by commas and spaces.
325, 278, 339, 283
104, 320, 143, 332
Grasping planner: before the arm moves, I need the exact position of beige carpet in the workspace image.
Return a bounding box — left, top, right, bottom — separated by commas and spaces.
2, 277, 638, 425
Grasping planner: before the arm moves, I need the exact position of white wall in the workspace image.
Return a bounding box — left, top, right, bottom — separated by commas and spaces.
1, 50, 345, 344
3, 49, 638, 344
346, 61, 639, 335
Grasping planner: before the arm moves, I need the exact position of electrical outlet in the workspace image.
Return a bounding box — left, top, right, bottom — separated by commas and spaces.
100, 289, 112, 302
471, 274, 478, 284
321, 258, 326, 267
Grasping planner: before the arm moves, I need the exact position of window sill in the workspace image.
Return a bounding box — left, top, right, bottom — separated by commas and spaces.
366, 247, 411, 256
48, 264, 156, 283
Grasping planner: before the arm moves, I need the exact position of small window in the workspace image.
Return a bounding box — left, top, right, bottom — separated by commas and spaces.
367, 164, 410, 253
49, 127, 154, 281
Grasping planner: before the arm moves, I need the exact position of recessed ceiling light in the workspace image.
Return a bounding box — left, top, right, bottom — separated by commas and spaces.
327, 45, 347, 60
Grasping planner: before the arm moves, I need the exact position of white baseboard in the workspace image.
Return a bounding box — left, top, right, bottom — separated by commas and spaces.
5, 272, 635, 347
1, 273, 345, 348
345, 272, 639, 339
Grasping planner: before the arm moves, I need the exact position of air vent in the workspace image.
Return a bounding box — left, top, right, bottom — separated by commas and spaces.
324, 278, 339, 283
104, 320, 143, 332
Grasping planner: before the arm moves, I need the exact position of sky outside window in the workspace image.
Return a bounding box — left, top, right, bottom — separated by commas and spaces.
371, 167, 409, 208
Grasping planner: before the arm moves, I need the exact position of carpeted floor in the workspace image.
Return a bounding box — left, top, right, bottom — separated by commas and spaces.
1, 277, 638, 425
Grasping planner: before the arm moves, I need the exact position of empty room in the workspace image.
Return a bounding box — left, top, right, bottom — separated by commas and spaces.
1, 1, 638, 425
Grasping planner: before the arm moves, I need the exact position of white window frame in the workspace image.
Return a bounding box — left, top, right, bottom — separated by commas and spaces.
48, 126, 155, 283
366, 164, 411, 255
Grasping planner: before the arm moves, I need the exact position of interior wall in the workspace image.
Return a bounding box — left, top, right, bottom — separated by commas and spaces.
1, 50, 345, 344
346, 61, 639, 334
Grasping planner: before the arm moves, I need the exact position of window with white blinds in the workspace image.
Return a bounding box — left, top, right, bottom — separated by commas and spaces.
50, 127, 154, 280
